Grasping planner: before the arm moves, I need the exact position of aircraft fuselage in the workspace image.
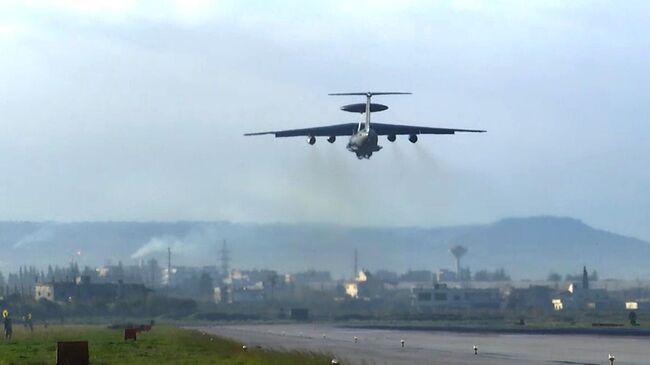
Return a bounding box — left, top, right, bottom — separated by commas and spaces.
347, 128, 381, 159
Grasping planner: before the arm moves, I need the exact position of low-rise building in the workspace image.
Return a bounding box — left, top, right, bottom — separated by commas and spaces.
34, 276, 149, 303
413, 284, 501, 309
230, 285, 265, 303
551, 282, 619, 312
505, 285, 554, 311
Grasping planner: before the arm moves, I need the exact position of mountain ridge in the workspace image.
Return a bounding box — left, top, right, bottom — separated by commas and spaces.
0, 216, 647, 279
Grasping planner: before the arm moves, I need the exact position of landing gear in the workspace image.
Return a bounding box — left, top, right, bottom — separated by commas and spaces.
356, 152, 372, 159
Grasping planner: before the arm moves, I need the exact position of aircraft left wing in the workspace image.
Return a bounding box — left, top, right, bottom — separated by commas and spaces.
372, 123, 486, 135
245, 123, 359, 137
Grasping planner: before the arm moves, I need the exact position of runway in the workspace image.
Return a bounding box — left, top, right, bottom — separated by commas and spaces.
195, 323, 649, 365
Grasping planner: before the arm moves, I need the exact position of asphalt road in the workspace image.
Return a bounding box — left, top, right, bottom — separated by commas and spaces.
195, 323, 649, 365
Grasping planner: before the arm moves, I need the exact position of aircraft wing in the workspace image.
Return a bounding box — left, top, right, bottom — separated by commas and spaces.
245, 123, 358, 137
371, 123, 486, 135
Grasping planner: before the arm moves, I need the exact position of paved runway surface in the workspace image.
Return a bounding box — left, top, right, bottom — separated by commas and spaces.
196, 323, 649, 365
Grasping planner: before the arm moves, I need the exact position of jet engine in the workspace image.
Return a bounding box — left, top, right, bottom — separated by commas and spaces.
387, 134, 396, 142
307, 136, 316, 145
327, 136, 336, 143
409, 134, 418, 143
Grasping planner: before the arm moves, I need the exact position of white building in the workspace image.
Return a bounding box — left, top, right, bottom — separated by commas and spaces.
413, 284, 501, 309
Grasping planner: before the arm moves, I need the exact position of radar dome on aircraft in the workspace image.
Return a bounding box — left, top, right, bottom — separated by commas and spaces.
340, 103, 388, 113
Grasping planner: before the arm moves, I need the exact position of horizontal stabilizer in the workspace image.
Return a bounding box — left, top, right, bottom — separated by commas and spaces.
328, 92, 411, 96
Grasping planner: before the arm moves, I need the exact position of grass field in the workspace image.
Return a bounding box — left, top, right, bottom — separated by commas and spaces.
0, 325, 330, 365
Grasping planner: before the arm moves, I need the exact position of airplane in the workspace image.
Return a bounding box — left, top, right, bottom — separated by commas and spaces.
244, 92, 485, 159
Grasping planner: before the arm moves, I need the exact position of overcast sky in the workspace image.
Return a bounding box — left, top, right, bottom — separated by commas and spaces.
0, 1, 649, 240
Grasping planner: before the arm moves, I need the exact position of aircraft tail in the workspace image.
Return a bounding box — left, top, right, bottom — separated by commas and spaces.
328, 92, 411, 132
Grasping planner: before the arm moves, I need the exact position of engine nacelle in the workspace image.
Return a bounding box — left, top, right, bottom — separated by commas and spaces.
307, 136, 316, 145
387, 134, 396, 142
409, 134, 418, 143
327, 136, 336, 143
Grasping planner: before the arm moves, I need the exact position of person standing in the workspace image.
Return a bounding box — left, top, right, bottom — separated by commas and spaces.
27, 313, 33, 333
4, 315, 12, 340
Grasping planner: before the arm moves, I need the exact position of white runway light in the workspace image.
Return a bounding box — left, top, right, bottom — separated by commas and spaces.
400, 339, 405, 348
609, 354, 615, 365
331, 359, 339, 364
473, 345, 478, 355
242, 345, 247, 352
354, 336, 358, 343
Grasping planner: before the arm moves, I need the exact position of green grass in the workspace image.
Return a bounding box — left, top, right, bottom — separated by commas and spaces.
0, 325, 330, 365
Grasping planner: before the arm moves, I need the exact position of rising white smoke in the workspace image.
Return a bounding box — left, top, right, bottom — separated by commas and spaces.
13, 223, 59, 249
130, 236, 181, 259
130, 224, 220, 262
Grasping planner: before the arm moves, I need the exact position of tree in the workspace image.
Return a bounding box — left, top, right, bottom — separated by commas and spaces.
198, 273, 213, 298
69, 262, 80, 278
493, 268, 510, 281
47, 265, 54, 281
459, 267, 472, 282
147, 259, 160, 288
473, 270, 490, 281
267, 272, 279, 300
547, 272, 562, 282
564, 273, 581, 282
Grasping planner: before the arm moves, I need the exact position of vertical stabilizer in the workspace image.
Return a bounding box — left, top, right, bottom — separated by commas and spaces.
364, 94, 371, 132
328, 92, 411, 133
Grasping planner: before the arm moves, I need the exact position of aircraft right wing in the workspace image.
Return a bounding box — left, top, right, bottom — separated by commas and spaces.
371, 123, 486, 135
244, 123, 359, 137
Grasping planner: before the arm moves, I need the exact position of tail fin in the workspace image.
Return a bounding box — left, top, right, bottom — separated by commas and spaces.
328, 92, 411, 132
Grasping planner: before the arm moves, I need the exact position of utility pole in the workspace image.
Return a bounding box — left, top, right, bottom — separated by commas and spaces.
150, 259, 155, 288
353, 249, 358, 279
219, 240, 230, 278
167, 247, 172, 287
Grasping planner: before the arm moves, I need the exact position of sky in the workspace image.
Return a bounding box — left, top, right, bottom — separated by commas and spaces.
0, 0, 649, 240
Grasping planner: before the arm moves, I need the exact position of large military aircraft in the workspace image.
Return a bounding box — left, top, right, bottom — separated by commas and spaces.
245, 92, 485, 159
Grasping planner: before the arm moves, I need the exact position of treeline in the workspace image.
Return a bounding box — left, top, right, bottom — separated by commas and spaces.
547, 270, 599, 283
0, 264, 97, 297
473, 268, 511, 282
0, 294, 198, 321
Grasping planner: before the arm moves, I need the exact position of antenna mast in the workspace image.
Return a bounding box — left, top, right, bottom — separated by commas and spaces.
219, 240, 230, 278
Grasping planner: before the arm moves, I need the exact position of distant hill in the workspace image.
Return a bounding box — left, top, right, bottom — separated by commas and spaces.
0, 216, 648, 279
449, 216, 650, 280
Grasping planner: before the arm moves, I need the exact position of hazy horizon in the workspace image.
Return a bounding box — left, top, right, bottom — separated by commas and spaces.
0, 213, 642, 239
2, 1, 650, 242
1, 216, 648, 280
